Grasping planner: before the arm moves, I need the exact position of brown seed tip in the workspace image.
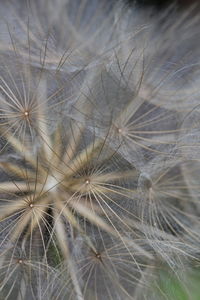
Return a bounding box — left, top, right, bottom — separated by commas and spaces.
95, 253, 101, 259
24, 111, 29, 117
118, 128, 122, 134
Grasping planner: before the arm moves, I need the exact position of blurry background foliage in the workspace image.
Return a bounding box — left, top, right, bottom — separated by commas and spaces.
149, 267, 200, 300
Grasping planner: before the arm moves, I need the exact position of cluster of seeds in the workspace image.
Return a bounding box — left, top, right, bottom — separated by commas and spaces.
0, 0, 200, 299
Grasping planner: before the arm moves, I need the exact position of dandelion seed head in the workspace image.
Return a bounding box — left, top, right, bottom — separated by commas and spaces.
0, 0, 199, 299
